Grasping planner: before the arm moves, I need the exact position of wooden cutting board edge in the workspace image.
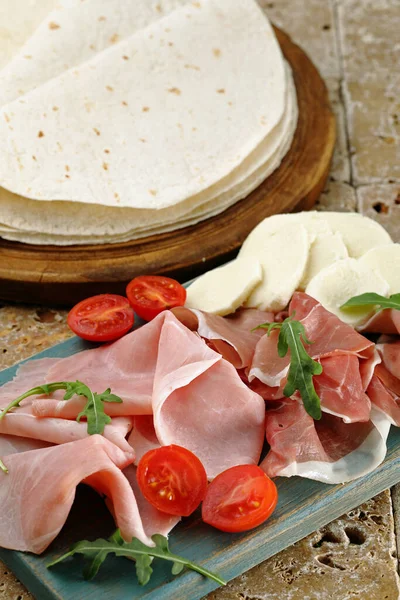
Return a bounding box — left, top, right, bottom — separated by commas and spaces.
0, 26, 336, 306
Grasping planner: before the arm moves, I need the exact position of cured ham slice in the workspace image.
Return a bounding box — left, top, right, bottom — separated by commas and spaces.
366, 375, 400, 426
260, 398, 390, 483
359, 309, 400, 335
249, 292, 374, 388
313, 355, 371, 423
171, 307, 271, 368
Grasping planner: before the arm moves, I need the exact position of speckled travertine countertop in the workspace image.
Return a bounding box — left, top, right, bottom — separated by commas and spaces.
1, 0, 400, 598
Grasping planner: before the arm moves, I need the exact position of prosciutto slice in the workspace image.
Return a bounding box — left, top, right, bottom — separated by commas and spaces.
249, 292, 374, 388
359, 309, 400, 335
260, 398, 390, 483
171, 307, 272, 368
313, 355, 371, 423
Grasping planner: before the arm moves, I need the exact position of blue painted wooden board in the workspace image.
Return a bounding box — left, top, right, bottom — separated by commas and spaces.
1, 333, 400, 600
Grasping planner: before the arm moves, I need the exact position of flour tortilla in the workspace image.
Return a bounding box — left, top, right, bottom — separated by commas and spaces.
0, 0, 187, 106
0, 0, 57, 71
0, 63, 297, 244
0, 0, 287, 212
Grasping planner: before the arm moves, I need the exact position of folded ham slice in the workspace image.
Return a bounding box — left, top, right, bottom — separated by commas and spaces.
249, 292, 374, 388
0, 402, 133, 452
260, 398, 390, 483
12, 312, 264, 479
171, 307, 272, 368
359, 309, 400, 335
0, 435, 180, 554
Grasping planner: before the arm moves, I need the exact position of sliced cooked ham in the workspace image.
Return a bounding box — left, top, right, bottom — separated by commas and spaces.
260, 398, 390, 483
0, 434, 52, 455
128, 416, 160, 464
122, 465, 180, 537
0, 402, 133, 452
0, 435, 154, 553
41, 314, 177, 417
171, 307, 271, 368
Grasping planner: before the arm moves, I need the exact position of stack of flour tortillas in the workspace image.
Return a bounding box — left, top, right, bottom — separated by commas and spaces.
0, 0, 298, 245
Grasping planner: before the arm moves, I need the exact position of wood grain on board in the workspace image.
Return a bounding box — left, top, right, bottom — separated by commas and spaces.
0, 335, 400, 600
0, 26, 336, 306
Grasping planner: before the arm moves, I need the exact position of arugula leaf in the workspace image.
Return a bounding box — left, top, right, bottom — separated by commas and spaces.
0, 380, 122, 435
0, 458, 8, 474
254, 314, 323, 420
341, 292, 400, 311
48, 529, 226, 587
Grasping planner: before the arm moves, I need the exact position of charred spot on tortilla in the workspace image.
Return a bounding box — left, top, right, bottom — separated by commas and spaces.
139, 138, 147, 143
122, 55, 129, 60
142, 106, 150, 112
213, 48, 221, 57
52, 106, 59, 112
3, 114, 10, 123
37, 131, 44, 138
121, 101, 128, 106
93, 128, 101, 136
98, 16, 106, 22
110, 33, 120, 44
104, 149, 110, 154
168, 87, 181, 95
48, 22, 60, 30
217, 89, 225, 94
32, 156, 37, 161
184, 64, 200, 70
102, 163, 109, 171
89, 44, 96, 51
149, 189, 158, 196
106, 85, 114, 92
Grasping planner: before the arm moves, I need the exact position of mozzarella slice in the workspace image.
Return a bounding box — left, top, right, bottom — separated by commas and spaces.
299, 231, 348, 290
240, 223, 310, 311
306, 258, 390, 326
358, 244, 400, 295
185, 257, 262, 316
240, 212, 331, 257
321, 212, 392, 258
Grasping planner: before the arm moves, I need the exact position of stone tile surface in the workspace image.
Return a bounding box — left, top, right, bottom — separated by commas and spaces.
1, 0, 400, 599
207, 491, 399, 600
337, 0, 400, 184
357, 183, 400, 242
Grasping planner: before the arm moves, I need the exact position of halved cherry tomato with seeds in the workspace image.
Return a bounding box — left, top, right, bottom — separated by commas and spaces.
126, 275, 186, 321
67, 294, 134, 342
137, 445, 208, 516
202, 465, 278, 533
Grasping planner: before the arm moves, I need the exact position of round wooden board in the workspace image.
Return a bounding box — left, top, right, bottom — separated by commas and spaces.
0, 26, 335, 307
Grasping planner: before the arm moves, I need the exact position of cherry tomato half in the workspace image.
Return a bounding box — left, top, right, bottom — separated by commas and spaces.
126, 275, 186, 321
67, 294, 134, 342
137, 445, 208, 516
202, 465, 278, 533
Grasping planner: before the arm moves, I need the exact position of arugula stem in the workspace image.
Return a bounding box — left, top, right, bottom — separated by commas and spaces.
0, 383, 67, 420
48, 542, 226, 586
0, 458, 8, 474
